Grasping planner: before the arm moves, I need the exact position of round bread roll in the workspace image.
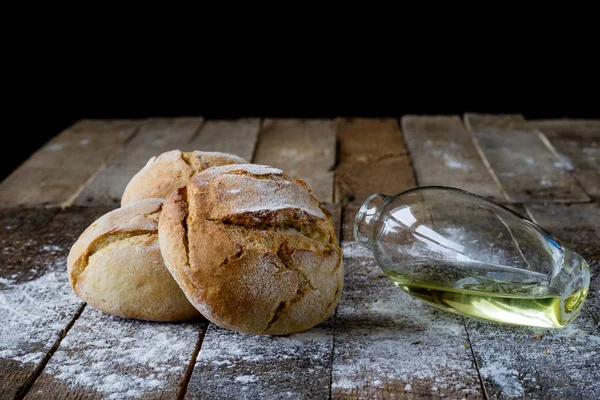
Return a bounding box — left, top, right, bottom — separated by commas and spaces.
121, 150, 247, 206
67, 198, 202, 322
158, 164, 344, 335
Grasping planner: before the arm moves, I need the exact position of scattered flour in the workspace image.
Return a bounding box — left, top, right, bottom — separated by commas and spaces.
443, 153, 470, 171
479, 363, 524, 397
554, 156, 575, 171
235, 375, 259, 383
0, 276, 14, 285
0, 258, 200, 399
332, 241, 480, 395
0, 270, 81, 364
430, 147, 471, 171
42, 244, 63, 253
43, 307, 200, 399
465, 295, 600, 398
540, 176, 552, 186
44, 142, 67, 152
341, 240, 372, 259
193, 323, 333, 398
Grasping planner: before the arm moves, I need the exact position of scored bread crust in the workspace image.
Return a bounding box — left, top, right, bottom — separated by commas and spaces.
121, 150, 247, 206
158, 164, 344, 335
67, 198, 202, 322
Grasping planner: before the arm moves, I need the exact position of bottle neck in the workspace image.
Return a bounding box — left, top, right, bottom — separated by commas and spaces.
354, 193, 388, 250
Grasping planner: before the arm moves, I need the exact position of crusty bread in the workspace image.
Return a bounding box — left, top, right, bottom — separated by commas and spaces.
158, 164, 343, 335
121, 150, 247, 206
67, 198, 202, 322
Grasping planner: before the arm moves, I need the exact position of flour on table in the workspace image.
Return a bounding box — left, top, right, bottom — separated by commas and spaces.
0, 248, 201, 399
332, 241, 481, 397
42, 307, 200, 399
443, 153, 470, 170
0, 269, 81, 364
464, 291, 600, 398
191, 322, 333, 399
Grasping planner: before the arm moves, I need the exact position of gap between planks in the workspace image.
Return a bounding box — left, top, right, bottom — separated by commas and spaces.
176, 321, 209, 400
15, 303, 87, 399
463, 113, 591, 203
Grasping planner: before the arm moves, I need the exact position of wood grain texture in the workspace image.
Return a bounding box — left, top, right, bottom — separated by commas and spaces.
331, 234, 483, 399
535, 121, 600, 198
0, 206, 111, 399
535, 119, 600, 132
188, 118, 260, 162
28, 308, 205, 400
73, 118, 203, 206
336, 118, 407, 162
335, 118, 415, 204
526, 203, 600, 322
466, 306, 600, 399
402, 115, 505, 201
185, 207, 342, 399
186, 321, 335, 400
464, 113, 530, 132
0, 120, 138, 207
466, 126, 589, 203
252, 119, 336, 203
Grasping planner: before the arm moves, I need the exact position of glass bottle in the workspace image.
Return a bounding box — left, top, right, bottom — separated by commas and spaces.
354, 186, 590, 328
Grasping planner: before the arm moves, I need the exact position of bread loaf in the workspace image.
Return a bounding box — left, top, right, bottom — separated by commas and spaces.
67, 198, 202, 322
158, 164, 343, 335
121, 150, 247, 206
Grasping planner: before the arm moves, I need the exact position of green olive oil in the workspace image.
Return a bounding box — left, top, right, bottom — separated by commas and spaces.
382, 262, 588, 328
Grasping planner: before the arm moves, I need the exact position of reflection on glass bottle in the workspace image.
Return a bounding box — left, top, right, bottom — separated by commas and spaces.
354, 187, 590, 328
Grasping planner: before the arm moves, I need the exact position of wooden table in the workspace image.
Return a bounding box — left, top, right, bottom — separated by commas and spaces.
1, 115, 599, 399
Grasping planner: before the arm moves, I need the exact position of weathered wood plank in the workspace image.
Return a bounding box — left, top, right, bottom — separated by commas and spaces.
188, 118, 260, 162
185, 124, 339, 399
526, 203, 600, 322
0, 120, 138, 207
535, 119, 600, 133
28, 309, 205, 400
0, 206, 111, 399
332, 236, 483, 399
464, 202, 600, 399
335, 118, 415, 204
464, 113, 530, 131
336, 118, 407, 162
402, 115, 505, 201
187, 321, 335, 400
464, 117, 589, 203
74, 118, 203, 206
466, 302, 600, 399
252, 119, 336, 203
335, 156, 415, 205
535, 121, 600, 198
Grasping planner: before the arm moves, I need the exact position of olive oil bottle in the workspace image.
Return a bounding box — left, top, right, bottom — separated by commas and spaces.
355, 187, 590, 328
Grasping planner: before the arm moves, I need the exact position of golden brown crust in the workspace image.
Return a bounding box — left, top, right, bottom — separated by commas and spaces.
121, 150, 247, 206
159, 164, 343, 335
67, 198, 202, 322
